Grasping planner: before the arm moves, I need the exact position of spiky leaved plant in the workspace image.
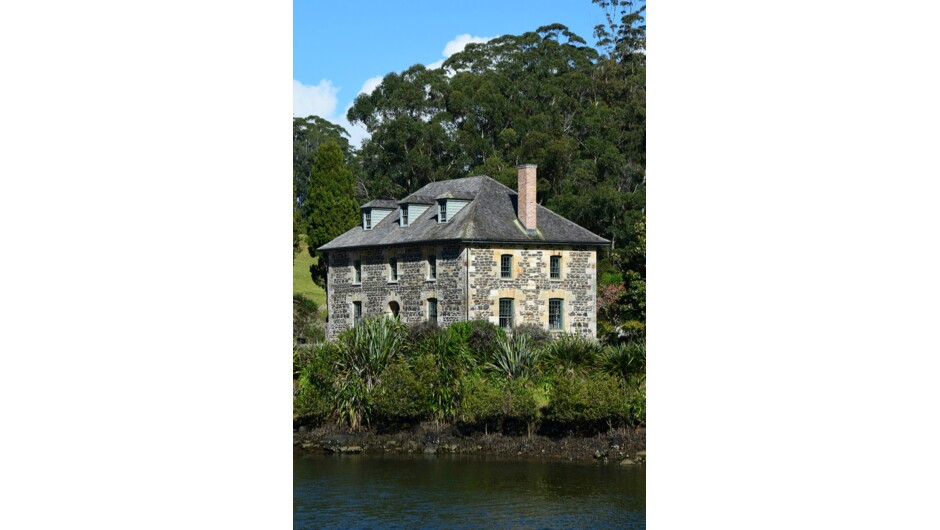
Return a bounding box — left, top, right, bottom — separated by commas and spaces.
335, 316, 407, 429
487, 333, 541, 380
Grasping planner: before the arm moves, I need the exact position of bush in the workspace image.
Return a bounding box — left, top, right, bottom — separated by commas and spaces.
459, 373, 540, 434
449, 320, 507, 362
335, 316, 408, 428
544, 334, 603, 375
293, 293, 322, 342
598, 342, 646, 383
487, 333, 542, 379
407, 320, 442, 347
513, 323, 553, 349
545, 374, 631, 430
372, 356, 437, 423
629, 388, 646, 426
294, 349, 337, 423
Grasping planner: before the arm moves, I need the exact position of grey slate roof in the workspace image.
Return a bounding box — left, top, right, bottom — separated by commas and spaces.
318, 176, 610, 251
398, 194, 436, 205
361, 199, 399, 209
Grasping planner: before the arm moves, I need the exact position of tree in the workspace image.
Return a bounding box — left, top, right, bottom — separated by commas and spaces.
304, 140, 360, 288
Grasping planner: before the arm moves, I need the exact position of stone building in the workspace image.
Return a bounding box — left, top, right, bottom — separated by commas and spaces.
318, 165, 609, 339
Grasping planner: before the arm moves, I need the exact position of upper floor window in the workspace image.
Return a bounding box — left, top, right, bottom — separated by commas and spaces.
428, 255, 437, 280
388, 258, 398, 282
499, 298, 514, 329
549, 298, 564, 330
550, 255, 561, 280
500, 254, 512, 278
438, 200, 448, 223
363, 210, 372, 230
353, 260, 362, 283
428, 298, 438, 324
401, 206, 409, 226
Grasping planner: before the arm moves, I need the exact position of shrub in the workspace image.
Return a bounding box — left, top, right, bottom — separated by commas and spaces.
293, 293, 322, 342
416, 328, 471, 420
599, 342, 646, 383
544, 334, 603, 375
407, 320, 442, 347
487, 333, 542, 379
545, 374, 631, 431
450, 320, 507, 363
294, 350, 337, 423
629, 388, 646, 426
513, 323, 553, 349
458, 373, 540, 435
335, 316, 408, 428
372, 356, 437, 423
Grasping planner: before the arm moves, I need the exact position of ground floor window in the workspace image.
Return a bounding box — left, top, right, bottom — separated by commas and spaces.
353, 301, 362, 324
499, 298, 514, 329
549, 298, 563, 330
428, 298, 438, 324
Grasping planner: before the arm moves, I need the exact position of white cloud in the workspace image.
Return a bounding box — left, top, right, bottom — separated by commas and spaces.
359, 75, 384, 96
292, 79, 338, 119
427, 33, 493, 70
293, 76, 385, 149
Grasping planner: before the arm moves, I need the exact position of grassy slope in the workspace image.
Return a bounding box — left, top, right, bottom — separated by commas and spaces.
293, 245, 326, 308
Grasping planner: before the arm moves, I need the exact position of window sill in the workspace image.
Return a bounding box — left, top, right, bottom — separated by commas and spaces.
426, 278, 436, 282
387, 280, 398, 284
549, 278, 562, 282
352, 282, 362, 286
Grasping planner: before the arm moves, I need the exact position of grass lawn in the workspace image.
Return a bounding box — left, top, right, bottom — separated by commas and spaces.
294, 244, 326, 308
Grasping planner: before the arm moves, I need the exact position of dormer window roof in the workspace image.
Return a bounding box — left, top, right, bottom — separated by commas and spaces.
361, 199, 398, 230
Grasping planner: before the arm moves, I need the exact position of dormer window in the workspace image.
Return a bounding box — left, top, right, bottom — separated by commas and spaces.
363, 210, 372, 230
438, 200, 448, 223
400, 205, 409, 227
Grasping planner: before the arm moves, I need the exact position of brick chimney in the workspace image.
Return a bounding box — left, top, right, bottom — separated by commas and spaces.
517, 164, 537, 231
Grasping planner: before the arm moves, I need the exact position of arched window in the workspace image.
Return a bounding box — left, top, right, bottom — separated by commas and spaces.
388, 301, 400, 319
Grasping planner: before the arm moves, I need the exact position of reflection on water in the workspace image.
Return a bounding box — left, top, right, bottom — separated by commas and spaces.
294, 453, 645, 529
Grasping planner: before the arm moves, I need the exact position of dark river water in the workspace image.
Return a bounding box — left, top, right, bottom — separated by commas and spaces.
294, 453, 645, 529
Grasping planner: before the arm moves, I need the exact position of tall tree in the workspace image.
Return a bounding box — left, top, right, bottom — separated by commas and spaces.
304, 140, 360, 288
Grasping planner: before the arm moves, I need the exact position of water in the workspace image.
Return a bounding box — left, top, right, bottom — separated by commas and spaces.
294, 453, 645, 529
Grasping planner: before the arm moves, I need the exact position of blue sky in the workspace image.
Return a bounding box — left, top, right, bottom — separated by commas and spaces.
294, 0, 611, 146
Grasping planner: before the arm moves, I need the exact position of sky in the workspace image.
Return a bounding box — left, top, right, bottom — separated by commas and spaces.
294, 0, 611, 147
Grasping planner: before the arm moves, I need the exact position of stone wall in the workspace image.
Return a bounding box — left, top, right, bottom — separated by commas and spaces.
467, 246, 598, 337
326, 244, 467, 339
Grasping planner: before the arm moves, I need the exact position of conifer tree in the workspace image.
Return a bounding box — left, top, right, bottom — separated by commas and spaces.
304, 140, 359, 288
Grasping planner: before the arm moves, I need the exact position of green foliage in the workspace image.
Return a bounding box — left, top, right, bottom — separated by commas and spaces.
415, 328, 472, 420
304, 140, 360, 289
294, 342, 340, 423
334, 316, 408, 428
487, 333, 542, 379
449, 320, 507, 363
513, 323, 554, 349
629, 388, 646, 426
544, 334, 604, 375
598, 342, 645, 384
293, 293, 322, 343
372, 356, 438, 423
545, 374, 632, 429
406, 320, 443, 348
459, 372, 539, 432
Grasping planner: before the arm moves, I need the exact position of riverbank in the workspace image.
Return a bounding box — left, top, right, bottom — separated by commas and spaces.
294, 424, 645, 464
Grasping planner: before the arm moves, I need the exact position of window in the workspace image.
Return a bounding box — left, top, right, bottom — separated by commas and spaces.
353, 260, 361, 283
363, 210, 372, 230
439, 200, 448, 223
549, 298, 564, 330
401, 206, 409, 226
550, 255, 561, 280
353, 301, 362, 324
499, 298, 514, 329
428, 255, 437, 280
428, 298, 438, 324
500, 254, 512, 278
389, 258, 398, 282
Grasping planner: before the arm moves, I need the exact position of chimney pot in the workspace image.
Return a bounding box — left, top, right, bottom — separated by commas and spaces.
517, 164, 537, 231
